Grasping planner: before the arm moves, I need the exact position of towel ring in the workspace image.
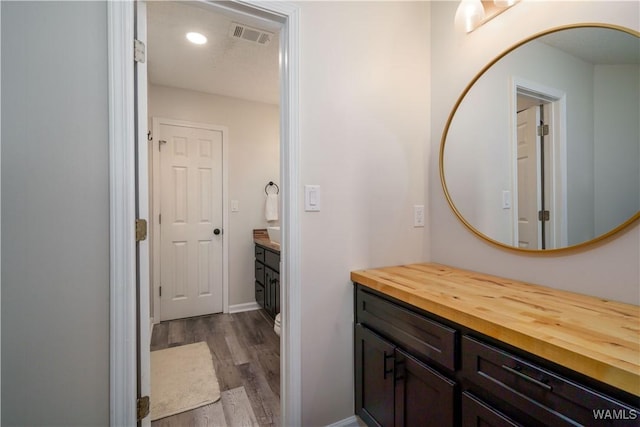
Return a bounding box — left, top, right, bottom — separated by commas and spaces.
265, 181, 279, 195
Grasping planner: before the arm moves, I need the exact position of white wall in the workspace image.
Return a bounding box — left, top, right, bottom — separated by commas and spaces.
430, 1, 640, 304
593, 64, 640, 236
296, 1, 430, 424
1, 1, 110, 425
148, 84, 279, 308
444, 38, 596, 245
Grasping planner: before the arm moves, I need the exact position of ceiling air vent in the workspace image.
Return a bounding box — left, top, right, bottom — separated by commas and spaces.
228, 22, 274, 46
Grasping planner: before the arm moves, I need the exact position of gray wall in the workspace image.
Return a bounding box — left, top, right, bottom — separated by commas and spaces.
1, 2, 110, 425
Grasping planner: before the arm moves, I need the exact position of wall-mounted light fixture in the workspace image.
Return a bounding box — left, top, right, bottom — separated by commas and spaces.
455, 0, 519, 33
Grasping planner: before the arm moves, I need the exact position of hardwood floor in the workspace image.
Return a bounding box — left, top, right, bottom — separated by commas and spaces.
150, 310, 280, 427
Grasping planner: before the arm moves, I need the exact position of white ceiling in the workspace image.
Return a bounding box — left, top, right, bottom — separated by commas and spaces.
146, 1, 280, 105
146, 5, 637, 107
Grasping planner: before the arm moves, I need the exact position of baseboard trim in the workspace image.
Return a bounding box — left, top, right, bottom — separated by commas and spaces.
326, 415, 360, 427
228, 302, 261, 314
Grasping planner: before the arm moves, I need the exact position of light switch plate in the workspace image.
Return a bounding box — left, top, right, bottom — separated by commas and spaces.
231, 200, 239, 212
502, 191, 511, 209
305, 185, 320, 212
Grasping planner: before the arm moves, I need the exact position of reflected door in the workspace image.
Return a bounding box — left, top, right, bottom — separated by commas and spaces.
516, 106, 540, 249
159, 123, 223, 321
517, 103, 555, 249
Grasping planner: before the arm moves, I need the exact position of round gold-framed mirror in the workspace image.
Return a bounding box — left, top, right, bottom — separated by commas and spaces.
440, 23, 640, 253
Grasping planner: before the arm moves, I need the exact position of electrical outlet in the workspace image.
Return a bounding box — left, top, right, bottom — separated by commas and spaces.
414, 205, 425, 227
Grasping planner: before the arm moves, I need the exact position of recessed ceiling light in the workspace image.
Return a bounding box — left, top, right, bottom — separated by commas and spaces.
186, 32, 207, 45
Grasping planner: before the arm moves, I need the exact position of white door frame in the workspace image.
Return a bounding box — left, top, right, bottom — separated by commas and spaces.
151, 117, 230, 321
107, 1, 301, 426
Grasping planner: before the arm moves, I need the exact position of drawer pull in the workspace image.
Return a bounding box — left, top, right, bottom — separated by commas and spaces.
383, 352, 394, 379
501, 364, 553, 391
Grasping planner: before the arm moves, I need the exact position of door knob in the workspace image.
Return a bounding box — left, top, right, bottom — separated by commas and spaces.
213, 228, 222, 235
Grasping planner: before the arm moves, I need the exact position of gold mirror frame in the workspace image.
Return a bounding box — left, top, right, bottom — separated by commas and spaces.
439, 23, 640, 253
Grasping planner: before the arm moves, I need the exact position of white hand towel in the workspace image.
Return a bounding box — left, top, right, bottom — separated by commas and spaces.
265, 193, 278, 222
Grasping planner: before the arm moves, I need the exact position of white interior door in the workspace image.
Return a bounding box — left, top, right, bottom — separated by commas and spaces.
159, 122, 224, 321
516, 106, 540, 249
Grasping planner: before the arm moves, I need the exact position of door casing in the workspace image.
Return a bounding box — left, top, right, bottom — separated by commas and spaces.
107, 1, 301, 426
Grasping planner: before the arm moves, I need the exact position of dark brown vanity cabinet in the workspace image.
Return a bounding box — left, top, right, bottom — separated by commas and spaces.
354, 285, 456, 427
353, 283, 640, 427
461, 336, 640, 427
255, 244, 279, 319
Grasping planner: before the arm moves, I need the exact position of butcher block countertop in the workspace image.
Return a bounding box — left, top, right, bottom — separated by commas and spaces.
253, 229, 280, 253
351, 263, 640, 396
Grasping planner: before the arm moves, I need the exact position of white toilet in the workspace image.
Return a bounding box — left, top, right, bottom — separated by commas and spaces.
274, 312, 281, 336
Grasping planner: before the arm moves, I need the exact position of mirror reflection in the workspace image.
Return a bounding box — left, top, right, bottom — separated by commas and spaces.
441, 25, 640, 251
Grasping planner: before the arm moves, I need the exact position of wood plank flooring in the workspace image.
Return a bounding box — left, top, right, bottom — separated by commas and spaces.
150, 310, 280, 427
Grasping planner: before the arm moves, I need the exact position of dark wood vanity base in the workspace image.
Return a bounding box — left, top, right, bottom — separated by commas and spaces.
352, 263, 640, 427
254, 230, 280, 319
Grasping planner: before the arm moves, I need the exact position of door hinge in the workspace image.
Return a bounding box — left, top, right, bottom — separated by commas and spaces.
537, 124, 549, 136
137, 396, 150, 421
538, 210, 550, 221
159, 214, 162, 225
134, 39, 146, 63
136, 219, 148, 242
159, 286, 162, 297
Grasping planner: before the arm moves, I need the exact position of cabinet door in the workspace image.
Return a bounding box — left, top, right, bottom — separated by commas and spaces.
396, 348, 456, 427
355, 324, 396, 427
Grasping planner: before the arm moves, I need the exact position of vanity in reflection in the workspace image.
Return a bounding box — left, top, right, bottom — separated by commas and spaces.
352, 264, 639, 426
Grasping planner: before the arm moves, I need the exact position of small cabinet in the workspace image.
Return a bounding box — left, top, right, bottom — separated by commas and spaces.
461, 335, 640, 427
354, 287, 456, 427
353, 283, 640, 427
255, 243, 280, 319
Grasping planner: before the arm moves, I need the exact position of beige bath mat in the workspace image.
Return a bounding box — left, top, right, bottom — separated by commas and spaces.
151, 341, 221, 420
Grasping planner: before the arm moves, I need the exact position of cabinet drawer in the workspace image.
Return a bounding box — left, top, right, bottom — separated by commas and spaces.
462, 336, 639, 426
255, 245, 265, 262
462, 392, 521, 427
264, 249, 279, 272
255, 260, 265, 285
356, 286, 457, 371
255, 282, 265, 308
